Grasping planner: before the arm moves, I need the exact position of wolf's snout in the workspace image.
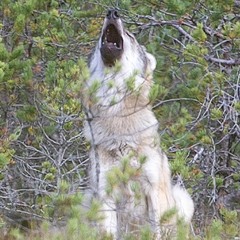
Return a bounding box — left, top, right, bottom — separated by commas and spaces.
106, 9, 119, 20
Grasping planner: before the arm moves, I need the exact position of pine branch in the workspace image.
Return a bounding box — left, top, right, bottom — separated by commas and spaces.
205, 56, 240, 66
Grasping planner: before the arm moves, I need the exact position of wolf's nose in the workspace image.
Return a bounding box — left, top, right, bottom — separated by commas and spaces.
106, 9, 119, 19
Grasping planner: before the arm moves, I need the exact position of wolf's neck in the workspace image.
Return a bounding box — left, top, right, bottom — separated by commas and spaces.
87, 45, 151, 116
89, 44, 145, 81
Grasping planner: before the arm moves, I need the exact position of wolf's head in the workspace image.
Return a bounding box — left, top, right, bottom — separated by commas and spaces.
89, 9, 156, 76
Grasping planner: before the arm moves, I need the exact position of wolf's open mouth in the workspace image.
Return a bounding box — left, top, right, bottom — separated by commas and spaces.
102, 24, 123, 49
100, 23, 123, 66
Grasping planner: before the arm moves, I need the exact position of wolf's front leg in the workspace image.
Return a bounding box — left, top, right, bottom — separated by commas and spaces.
147, 184, 176, 239
98, 162, 118, 239
101, 198, 117, 239
147, 189, 162, 239
142, 147, 176, 238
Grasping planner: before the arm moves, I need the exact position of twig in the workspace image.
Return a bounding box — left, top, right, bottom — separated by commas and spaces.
206, 56, 240, 66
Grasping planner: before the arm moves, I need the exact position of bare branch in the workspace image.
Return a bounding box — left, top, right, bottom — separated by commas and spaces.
205, 56, 240, 66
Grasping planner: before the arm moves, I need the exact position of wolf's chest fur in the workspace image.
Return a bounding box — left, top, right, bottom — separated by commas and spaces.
84, 67, 158, 150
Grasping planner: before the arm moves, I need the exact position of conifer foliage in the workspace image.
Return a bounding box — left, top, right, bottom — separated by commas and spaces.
0, 0, 239, 239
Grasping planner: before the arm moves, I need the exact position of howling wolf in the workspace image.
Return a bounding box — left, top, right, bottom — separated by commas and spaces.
83, 9, 194, 239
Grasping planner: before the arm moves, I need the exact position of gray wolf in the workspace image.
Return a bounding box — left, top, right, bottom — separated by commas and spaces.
83, 9, 194, 239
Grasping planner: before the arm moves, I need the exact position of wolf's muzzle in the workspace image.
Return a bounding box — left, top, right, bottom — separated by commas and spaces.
100, 9, 123, 67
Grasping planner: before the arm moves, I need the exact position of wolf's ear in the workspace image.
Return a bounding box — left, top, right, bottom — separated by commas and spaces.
146, 53, 156, 71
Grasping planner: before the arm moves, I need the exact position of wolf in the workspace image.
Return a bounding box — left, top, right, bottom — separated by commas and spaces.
83, 9, 194, 239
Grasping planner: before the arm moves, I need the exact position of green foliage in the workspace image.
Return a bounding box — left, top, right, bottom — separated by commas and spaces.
66, 217, 98, 240
85, 199, 104, 222
171, 151, 190, 178
0, 152, 11, 169
88, 80, 101, 100
106, 153, 143, 195
160, 207, 177, 224
17, 105, 37, 122
165, 0, 192, 16
176, 219, 189, 240
126, 72, 137, 92
10, 228, 25, 240
220, 208, 239, 238
0, 128, 16, 170
183, 44, 208, 66
0, 43, 9, 61
149, 84, 168, 102
206, 219, 223, 240
192, 23, 207, 42
140, 227, 153, 240
14, 14, 26, 32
